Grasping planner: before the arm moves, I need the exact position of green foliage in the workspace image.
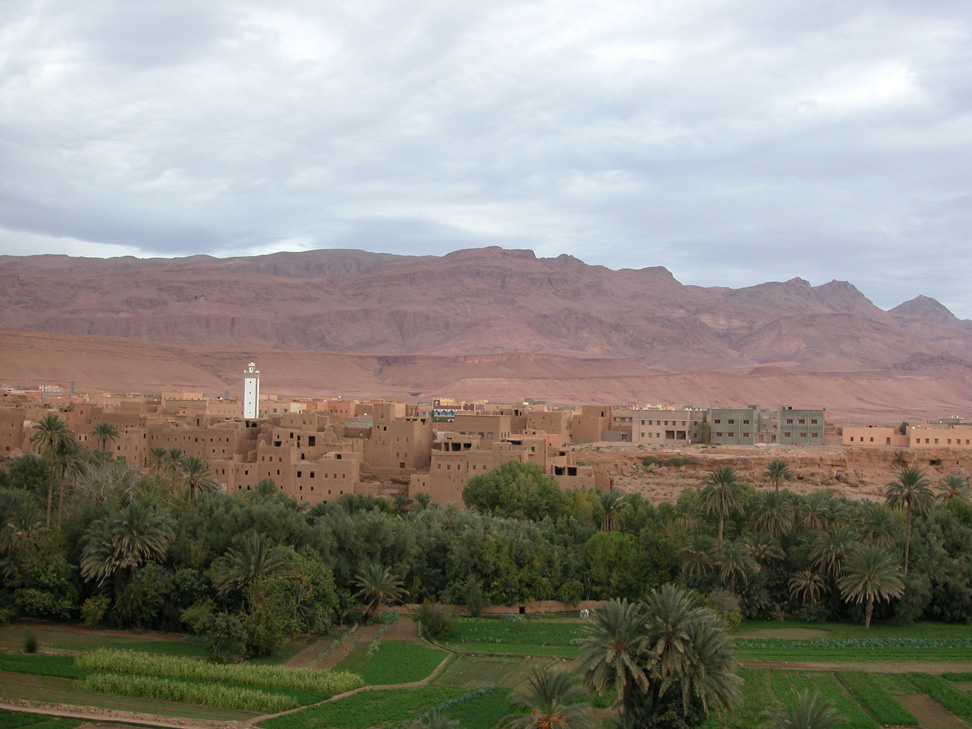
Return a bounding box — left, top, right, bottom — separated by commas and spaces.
465, 581, 487, 617
335, 640, 445, 685
462, 461, 567, 521
836, 671, 918, 725
259, 687, 469, 729
642, 456, 661, 467
557, 578, 584, 606
207, 612, 248, 663
416, 602, 458, 640
76, 648, 364, 694
77, 672, 299, 713
0, 710, 80, 729
21, 631, 38, 654
905, 673, 972, 722
0, 653, 88, 679
81, 594, 110, 626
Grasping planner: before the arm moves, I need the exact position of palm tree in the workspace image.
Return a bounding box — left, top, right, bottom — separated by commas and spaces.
760, 689, 846, 729
837, 545, 905, 629
598, 490, 626, 532
699, 466, 747, 553
717, 538, 759, 593
751, 490, 794, 539
855, 503, 898, 548
641, 584, 741, 721
885, 466, 935, 575
354, 563, 407, 623
745, 532, 784, 567
51, 439, 87, 525
30, 414, 72, 528
809, 524, 860, 581
939, 474, 970, 502
499, 667, 596, 729
788, 570, 827, 606
80, 501, 175, 599
679, 534, 716, 576
149, 447, 169, 475
393, 493, 413, 515
92, 422, 120, 454
576, 599, 649, 712
211, 531, 298, 598
180, 455, 217, 500
764, 458, 793, 492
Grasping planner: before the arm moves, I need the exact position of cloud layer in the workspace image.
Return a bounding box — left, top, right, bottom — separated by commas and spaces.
2, 1, 970, 316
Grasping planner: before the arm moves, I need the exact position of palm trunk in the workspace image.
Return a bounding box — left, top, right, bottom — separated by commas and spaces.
904, 504, 912, 576
718, 513, 725, 553
45, 456, 55, 528
865, 598, 874, 629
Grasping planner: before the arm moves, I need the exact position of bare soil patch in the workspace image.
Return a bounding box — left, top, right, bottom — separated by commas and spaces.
896, 694, 967, 729
735, 628, 829, 639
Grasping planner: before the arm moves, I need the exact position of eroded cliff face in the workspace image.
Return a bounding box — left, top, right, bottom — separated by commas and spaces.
2, 247, 971, 375
578, 444, 972, 505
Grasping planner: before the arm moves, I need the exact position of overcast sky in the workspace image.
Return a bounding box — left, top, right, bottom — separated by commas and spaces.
2, 1, 970, 318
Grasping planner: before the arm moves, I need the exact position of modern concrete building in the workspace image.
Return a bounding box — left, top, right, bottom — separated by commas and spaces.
778, 406, 825, 445
632, 408, 707, 446
709, 406, 761, 445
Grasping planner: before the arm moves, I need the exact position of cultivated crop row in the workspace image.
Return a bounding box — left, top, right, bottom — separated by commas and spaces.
76, 648, 363, 694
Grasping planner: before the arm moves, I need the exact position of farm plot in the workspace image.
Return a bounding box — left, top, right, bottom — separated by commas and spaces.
332, 641, 446, 685
735, 636, 972, 662
0, 709, 78, 729
442, 617, 583, 657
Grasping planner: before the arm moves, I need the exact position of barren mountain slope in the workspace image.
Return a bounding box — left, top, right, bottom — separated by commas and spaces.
3, 247, 971, 374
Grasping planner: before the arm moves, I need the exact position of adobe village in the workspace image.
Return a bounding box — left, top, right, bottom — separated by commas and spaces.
2, 366, 971, 508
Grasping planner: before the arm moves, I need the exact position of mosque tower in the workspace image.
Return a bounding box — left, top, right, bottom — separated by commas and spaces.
243, 362, 260, 419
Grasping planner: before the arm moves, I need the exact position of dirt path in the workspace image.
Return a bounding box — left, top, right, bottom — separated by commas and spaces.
896, 694, 967, 729
0, 699, 239, 729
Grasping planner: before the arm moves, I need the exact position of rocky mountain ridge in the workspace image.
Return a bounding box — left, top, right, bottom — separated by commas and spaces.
1, 246, 970, 377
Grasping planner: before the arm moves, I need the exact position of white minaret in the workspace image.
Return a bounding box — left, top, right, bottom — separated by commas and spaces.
243, 362, 260, 419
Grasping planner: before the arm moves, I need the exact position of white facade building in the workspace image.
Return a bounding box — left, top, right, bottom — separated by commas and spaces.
243, 362, 260, 419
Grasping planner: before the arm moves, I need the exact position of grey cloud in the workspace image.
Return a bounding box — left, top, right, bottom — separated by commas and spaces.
1, 1, 970, 318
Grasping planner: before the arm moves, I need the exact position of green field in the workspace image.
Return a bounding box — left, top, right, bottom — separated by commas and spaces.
4, 618, 972, 728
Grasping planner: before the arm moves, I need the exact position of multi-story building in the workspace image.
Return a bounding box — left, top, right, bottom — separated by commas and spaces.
778, 406, 825, 445
709, 406, 761, 445
632, 408, 707, 446
909, 424, 972, 449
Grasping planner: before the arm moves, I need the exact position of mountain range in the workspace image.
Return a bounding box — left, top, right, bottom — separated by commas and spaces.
2, 247, 971, 419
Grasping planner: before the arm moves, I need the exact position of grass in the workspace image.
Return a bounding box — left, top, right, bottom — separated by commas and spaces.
769, 672, 879, 729
837, 671, 918, 726
0, 654, 90, 680
905, 673, 972, 723
438, 687, 512, 729
701, 669, 775, 729
433, 655, 527, 689
333, 640, 445, 685
735, 620, 972, 639
0, 711, 79, 729
257, 686, 470, 729
442, 618, 583, 658
735, 636, 972, 662
0, 626, 207, 657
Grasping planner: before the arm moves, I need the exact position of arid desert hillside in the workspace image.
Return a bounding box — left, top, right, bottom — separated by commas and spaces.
2, 247, 971, 419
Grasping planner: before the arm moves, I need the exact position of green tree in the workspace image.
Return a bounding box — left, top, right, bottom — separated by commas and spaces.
939, 474, 970, 502
837, 545, 905, 629
885, 467, 935, 575
354, 563, 407, 623
763, 458, 793, 492
463, 461, 568, 521
717, 538, 758, 593
210, 531, 298, 598
79, 501, 175, 600
180, 455, 217, 501
751, 490, 794, 539
760, 689, 846, 729
598, 490, 626, 532
30, 414, 72, 527
788, 570, 827, 606
578, 585, 741, 725
51, 439, 87, 525
92, 422, 120, 454
809, 524, 860, 581
699, 466, 747, 553
499, 666, 596, 729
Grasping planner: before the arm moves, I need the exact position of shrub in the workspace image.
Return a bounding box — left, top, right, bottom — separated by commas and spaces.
81, 595, 111, 627
180, 599, 216, 635
22, 631, 38, 654
557, 579, 584, 606
465, 582, 487, 618
415, 603, 458, 640
206, 612, 248, 663
642, 457, 660, 467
